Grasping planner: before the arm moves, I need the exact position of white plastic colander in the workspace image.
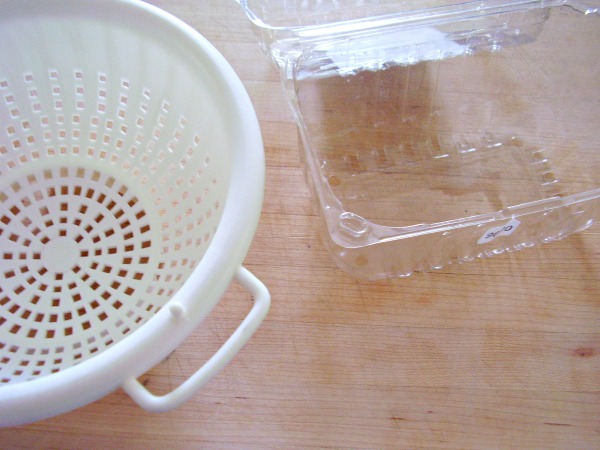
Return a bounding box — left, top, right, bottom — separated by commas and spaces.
0, 0, 270, 427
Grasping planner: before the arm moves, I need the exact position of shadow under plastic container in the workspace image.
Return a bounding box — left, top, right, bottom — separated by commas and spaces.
240, 0, 600, 279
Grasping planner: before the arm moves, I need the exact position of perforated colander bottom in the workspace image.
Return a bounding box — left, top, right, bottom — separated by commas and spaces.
0, 166, 165, 382
0, 69, 228, 384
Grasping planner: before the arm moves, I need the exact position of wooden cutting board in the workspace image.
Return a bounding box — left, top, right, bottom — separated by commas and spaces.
0, 1, 598, 448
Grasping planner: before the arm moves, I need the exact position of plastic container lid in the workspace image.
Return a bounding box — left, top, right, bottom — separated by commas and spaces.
239, 0, 600, 68
240, 0, 599, 30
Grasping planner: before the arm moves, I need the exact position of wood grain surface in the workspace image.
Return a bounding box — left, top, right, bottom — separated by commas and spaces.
1, 1, 599, 448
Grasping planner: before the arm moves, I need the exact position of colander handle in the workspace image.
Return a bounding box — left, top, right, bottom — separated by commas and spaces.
121, 266, 270, 412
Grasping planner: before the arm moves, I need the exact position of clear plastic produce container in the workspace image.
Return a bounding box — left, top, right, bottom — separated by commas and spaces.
239, 0, 600, 279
